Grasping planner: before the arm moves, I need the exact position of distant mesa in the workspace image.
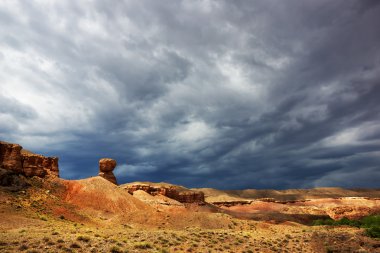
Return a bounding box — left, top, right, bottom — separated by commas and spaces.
98, 158, 117, 185
0, 140, 59, 179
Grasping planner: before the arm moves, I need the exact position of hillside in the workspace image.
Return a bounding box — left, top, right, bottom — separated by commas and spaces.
195, 187, 380, 203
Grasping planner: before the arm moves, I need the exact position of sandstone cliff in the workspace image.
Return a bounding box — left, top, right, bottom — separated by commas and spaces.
122, 183, 205, 204
0, 141, 59, 178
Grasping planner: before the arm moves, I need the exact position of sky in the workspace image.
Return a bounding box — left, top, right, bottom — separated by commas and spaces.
1, 0, 380, 189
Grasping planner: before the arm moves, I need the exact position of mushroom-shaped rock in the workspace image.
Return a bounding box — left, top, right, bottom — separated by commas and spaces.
99, 158, 117, 185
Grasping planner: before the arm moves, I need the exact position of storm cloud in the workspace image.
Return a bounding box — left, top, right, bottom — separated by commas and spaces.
1, 0, 379, 189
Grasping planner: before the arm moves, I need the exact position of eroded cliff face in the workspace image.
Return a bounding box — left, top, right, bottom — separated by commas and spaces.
0, 142, 23, 173
124, 184, 205, 204
0, 141, 59, 178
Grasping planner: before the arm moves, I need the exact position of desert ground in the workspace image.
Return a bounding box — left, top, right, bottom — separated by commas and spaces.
0, 175, 379, 253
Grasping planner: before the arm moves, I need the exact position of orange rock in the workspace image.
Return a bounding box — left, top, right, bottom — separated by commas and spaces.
99, 158, 116, 172
0, 140, 60, 178
124, 184, 205, 204
326, 206, 376, 220
177, 191, 205, 203
0, 141, 23, 173
98, 158, 117, 184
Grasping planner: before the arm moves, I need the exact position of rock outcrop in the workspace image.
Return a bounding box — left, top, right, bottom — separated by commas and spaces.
326, 206, 380, 220
124, 184, 205, 204
0, 141, 59, 178
0, 142, 23, 173
98, 158, 117, 185
22, 153, 59, 177
177, 191, 205, 203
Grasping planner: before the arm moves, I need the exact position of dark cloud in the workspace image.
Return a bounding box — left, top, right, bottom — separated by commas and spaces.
0, 0, 379, 189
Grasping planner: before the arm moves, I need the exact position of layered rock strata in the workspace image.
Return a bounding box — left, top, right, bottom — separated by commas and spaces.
0, 141, 59, 178
124, 184, 205, 204
98, 158, 117, 185
0, 142, 23, 173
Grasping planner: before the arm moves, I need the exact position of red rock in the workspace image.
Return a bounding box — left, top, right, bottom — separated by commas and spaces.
98, 158, 117, 184
0, 140, 60, 178
124, 184, 205, 204
22, 154, 46, 177
0, 141, 23, 173
177, 191, 205, 203
99, 158, 116, 172
326, 206, 377, 220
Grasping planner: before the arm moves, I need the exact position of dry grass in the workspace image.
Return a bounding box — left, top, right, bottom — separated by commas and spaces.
2, 217, 379, 253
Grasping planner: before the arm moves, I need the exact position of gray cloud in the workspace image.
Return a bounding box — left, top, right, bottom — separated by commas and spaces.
0, 0, 379, 189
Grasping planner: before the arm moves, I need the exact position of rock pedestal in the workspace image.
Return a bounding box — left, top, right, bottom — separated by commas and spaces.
99, 158, 117, 185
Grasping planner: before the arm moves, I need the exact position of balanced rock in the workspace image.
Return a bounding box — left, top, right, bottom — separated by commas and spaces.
99, 158, 117, 185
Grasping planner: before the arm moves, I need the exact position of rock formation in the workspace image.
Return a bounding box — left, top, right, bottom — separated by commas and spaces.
326, 206, 380, 220
177, 191, 205, 203
0, 142, 23, 173
123, 183, 205, 204
98, 158, 117, 185
0, 141, 59, 178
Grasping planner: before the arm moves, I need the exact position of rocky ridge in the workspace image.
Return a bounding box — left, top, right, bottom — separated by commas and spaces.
0, 141, 59, 179
122, 183, 205, 204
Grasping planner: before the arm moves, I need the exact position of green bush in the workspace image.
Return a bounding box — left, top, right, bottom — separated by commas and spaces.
311, 215, 380, 238
365, 226, 380, 238
311, 218, 334, 226
361, 215, 380, 228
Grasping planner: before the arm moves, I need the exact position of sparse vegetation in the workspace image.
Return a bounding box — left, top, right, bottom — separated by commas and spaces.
77, 235, 91, 242
133, 242, 152, 249
70, 242, 81, 248
312, 215, 380, 238
110, 246, 123, 253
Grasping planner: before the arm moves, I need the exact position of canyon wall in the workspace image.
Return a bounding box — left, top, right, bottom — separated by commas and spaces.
0, 141, 59, 178
124, 184, 205, 204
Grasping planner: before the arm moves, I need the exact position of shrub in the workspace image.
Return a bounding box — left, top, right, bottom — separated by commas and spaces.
311, 215, 380, 239
18, 244, 28, 251
77, 235, 91, 242
40, 216, 48, 221
70, 242, 81, 248
365, 226, 380, 238
361, 215, 380, 228
110, 246, 122, 253
134, 242, 152, 249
